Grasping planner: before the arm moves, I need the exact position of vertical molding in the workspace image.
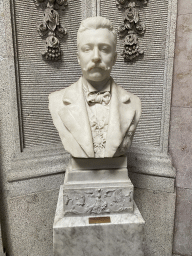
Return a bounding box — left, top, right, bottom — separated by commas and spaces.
92, 0, 97, 16
10, 0, 24, 151
81, 0, 97, 19
81, 0, 88, 19
97, 0, 101, 16
161, 0, 178, 154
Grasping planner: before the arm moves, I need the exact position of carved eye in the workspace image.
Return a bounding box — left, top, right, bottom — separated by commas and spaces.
100, 46, 110, 53
81, 44, 93, 52
101, 47, 108, 52
83, 47, 91, 52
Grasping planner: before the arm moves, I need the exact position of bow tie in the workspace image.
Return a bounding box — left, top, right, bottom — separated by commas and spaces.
86, 91, 111, 105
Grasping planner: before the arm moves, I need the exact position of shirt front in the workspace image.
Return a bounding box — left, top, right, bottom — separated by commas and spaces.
83, 77, 111, 158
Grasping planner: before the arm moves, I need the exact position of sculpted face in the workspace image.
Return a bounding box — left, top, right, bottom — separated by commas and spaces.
77, 28, 117, 84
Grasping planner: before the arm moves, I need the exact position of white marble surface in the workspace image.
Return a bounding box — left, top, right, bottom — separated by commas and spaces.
64, 162, 134, 216
63, 156, 134, 216
70, 156, 127, 170
66, 156, 129, 184
49, 17, 141, 158
53, 186, 145, 256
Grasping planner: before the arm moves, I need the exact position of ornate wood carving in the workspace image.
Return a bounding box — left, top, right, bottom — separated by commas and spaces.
34, 0, 68, 61
116, 0, 148, 62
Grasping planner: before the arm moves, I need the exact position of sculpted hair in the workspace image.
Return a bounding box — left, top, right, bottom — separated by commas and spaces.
77, 16, 117, 46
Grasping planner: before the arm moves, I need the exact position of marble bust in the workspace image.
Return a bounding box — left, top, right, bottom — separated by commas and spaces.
49, 16, 141, 158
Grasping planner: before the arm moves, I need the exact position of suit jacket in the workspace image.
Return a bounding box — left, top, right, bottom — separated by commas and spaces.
49, 77, 141, 158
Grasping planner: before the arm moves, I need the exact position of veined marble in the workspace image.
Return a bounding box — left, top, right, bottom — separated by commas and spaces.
53, 186, 145, 256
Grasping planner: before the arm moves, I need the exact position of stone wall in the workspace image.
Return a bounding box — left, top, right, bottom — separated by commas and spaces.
0, 0, 178, 255
0, 223, 5, 255
170, 0, 192, 255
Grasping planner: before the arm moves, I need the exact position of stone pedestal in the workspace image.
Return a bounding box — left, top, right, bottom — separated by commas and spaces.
53, 186, 145, 256
53, 157, 145, 256
63, 157, 134, 216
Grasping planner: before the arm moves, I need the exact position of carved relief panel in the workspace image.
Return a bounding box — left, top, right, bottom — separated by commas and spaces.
64, 187, 133, 216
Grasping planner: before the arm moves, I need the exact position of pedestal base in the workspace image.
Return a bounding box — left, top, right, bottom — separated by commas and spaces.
63, 157, 134, 216
53, 186, 145, 256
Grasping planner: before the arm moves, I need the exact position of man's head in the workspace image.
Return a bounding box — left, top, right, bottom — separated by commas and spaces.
77, 16, 117, 85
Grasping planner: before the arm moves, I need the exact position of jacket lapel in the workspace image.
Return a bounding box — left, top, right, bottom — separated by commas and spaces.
105, 79, 135, 157
58, 77, 94, 157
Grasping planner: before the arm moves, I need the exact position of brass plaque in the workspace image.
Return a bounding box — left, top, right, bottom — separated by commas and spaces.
89, 216, 111, 224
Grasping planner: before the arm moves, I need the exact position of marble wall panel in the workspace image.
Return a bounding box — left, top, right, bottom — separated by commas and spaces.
134, 188, 176, 256
177, 0, 192, 15
173, 188, 192, 256
0, 223, 5, 255
169, 107, 192, 189
6, 189, 59, 256
170, 0, 192, 255
172, 13, 192, 108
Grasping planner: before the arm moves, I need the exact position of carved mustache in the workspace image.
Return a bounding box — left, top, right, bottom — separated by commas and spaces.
83, 64, 111, 72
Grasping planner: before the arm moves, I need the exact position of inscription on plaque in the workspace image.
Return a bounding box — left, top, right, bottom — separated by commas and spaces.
89, 216, 111, 224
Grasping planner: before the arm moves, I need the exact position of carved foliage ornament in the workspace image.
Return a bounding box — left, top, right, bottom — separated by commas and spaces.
116, 0, 148, 61
116, 0, 148, 9
34, 0, 68, 61
63, 188, 133, 216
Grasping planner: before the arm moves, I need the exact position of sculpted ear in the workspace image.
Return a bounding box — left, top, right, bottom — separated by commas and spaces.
77, 52, 80, 65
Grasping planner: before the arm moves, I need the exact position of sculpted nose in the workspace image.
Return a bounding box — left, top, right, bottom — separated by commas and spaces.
92, 47, 101, 63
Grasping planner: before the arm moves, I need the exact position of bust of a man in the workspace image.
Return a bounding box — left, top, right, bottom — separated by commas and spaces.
49, 16, 141, 158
